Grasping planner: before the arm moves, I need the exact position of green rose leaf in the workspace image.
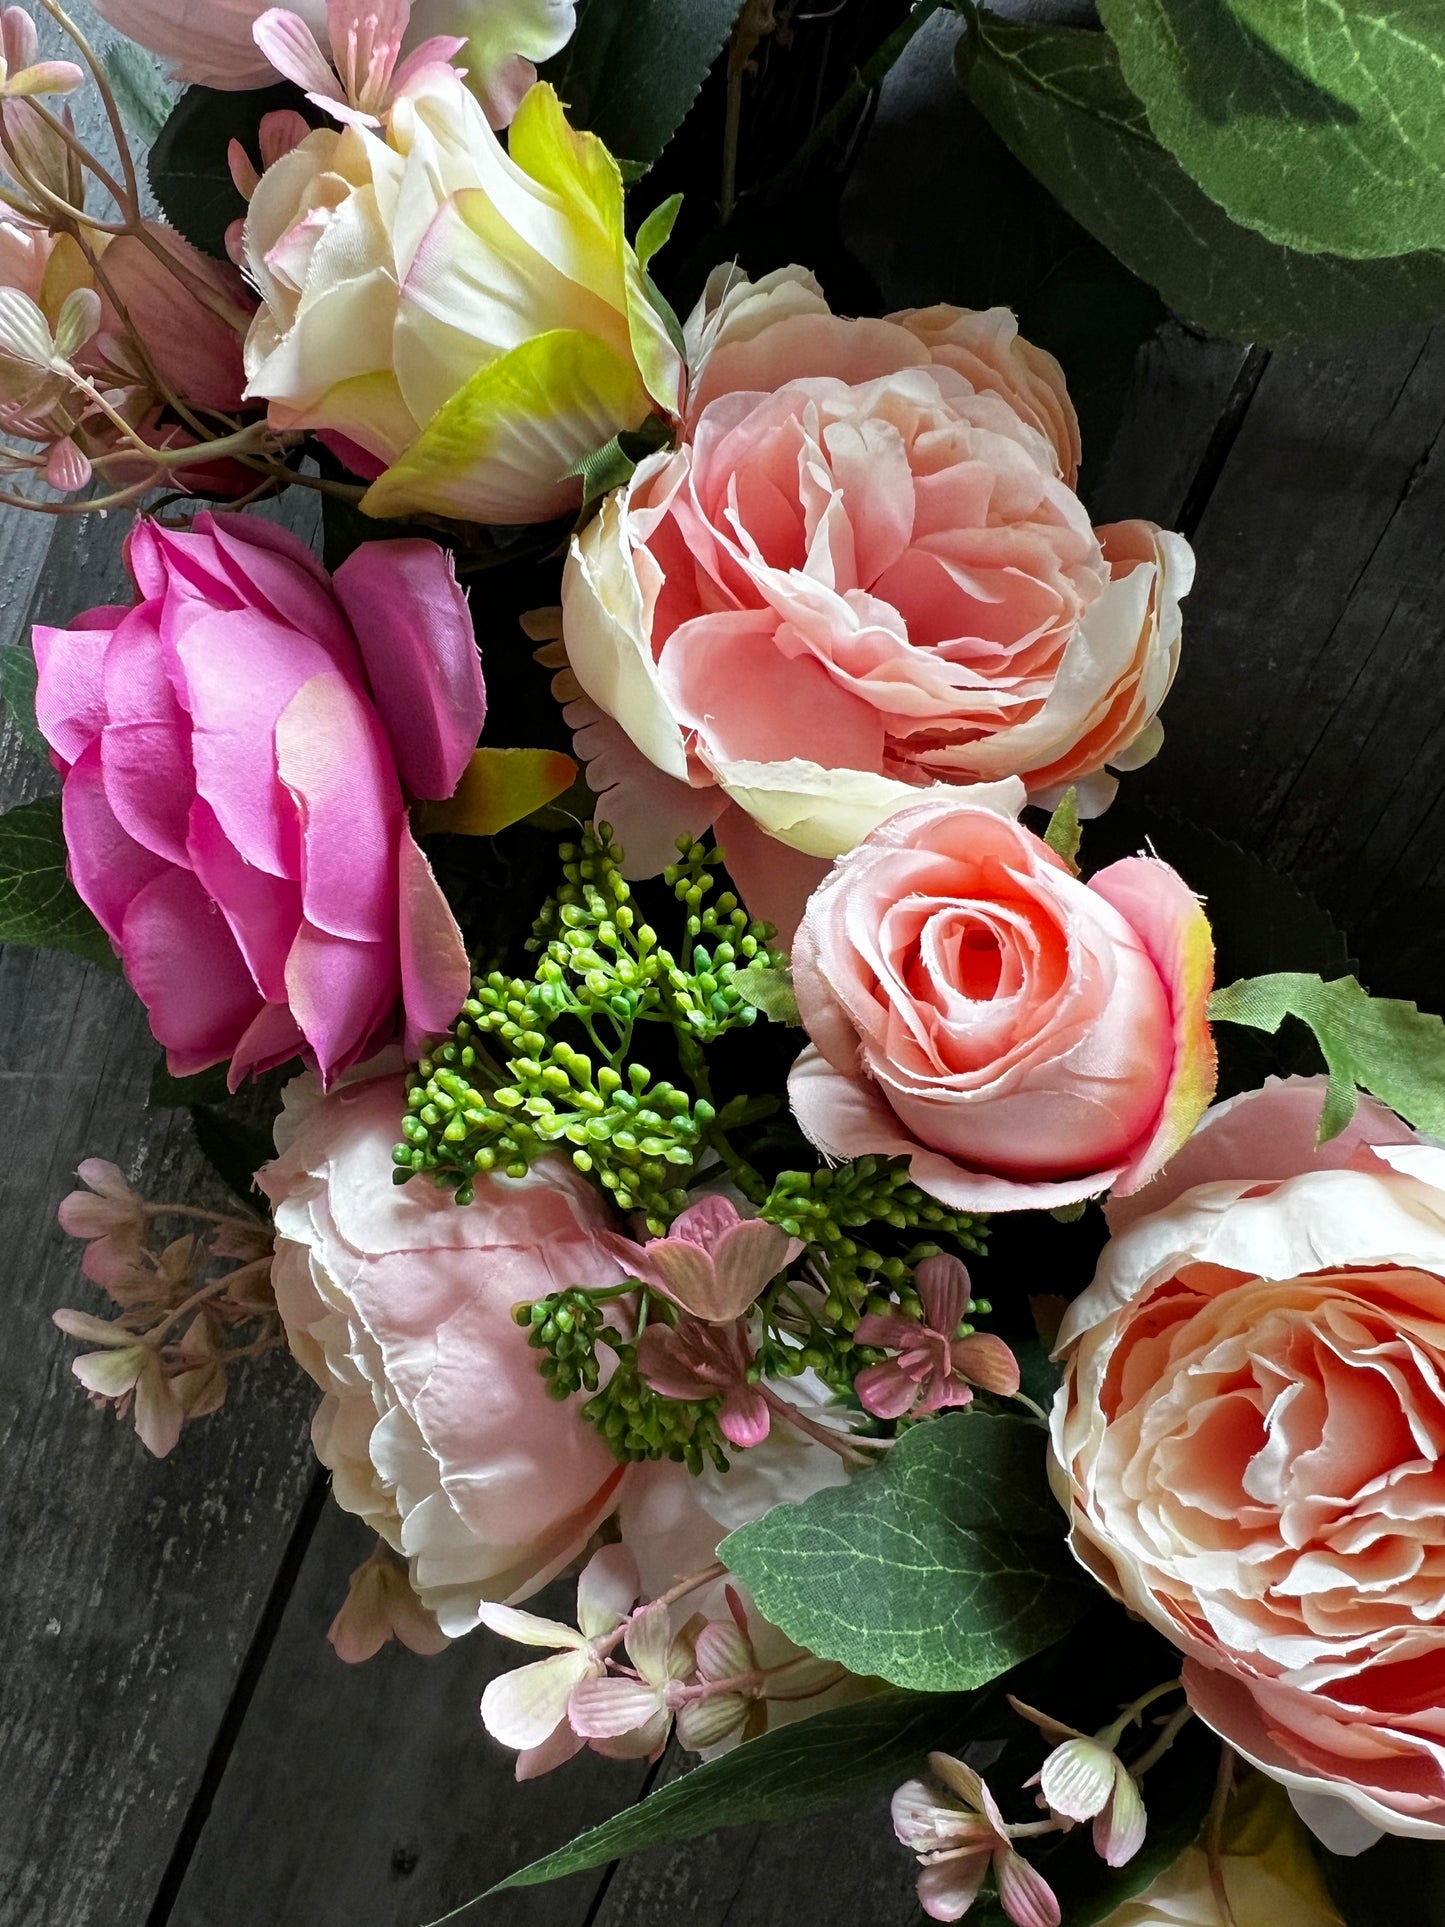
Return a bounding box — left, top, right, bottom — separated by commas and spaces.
102, 40, 173, 146
542, 0, 744, 171
1097, 0, 1445, 263
0, 796, 118, 969
721, 1413, 1091, 1693
151, 82, 303, 260
1042, 786, 1082, 873
0, 642, 47, 759
959, 19, 1445, 346
1208, 972, 1445, 1141
489, 1687, 984, 1892
731, 959, 801, 1026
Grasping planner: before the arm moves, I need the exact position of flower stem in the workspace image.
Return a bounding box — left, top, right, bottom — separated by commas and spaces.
1128, 1701, 1194, 1778
758, 1383, 882, 1467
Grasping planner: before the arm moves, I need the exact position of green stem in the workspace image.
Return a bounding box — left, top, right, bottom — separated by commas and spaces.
767, 0, 954, 201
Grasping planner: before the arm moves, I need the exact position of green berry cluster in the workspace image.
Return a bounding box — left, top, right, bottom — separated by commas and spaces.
393, 826, 787, 1229
762, 1158, 987, 1326
515, 1287, 731, 1470
582, 1345, 731, 1473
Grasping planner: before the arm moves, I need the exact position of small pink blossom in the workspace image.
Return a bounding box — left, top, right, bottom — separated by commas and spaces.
854, 1255, 1020, 1422
635, 1315, 769, 1448
57, 1158, 147, 1288
893, 1753, 1061, 1926
566, 1599, 694, 1761
1010, 1700, 1146, 1869
328, 1542, 450, 1664
478, 1544, 640, 1776
0, 8, 83, 96
607, 1194, 803, 1324
252, 0, 462, 128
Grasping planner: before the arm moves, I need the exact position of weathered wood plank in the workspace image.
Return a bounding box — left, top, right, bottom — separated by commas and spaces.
1132, 324, 1445, 1003
165, 1505, 655, 1927
0, 497, 325, 1927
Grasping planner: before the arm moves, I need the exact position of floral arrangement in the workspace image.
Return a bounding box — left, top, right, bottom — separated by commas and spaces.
5, 1, 1445, 1922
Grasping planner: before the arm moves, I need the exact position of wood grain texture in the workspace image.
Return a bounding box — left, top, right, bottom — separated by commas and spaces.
1131, 324, 1445, 1004
0, 502, 323, 1927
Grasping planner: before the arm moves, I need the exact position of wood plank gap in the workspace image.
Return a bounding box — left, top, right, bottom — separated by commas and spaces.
577, 1752, 672, 1927
1174, 344, 1272, 540
143, 1467, 330, 1927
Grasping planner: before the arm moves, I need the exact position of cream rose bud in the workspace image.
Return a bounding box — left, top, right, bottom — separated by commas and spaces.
241, 73, 682, 525
560, 264, 1191, 879
788, 800, 1217, 1212
259, 1064, 628, 1633
1053, 1077, 1445, 1844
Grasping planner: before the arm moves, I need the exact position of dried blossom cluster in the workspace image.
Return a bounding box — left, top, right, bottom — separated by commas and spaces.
52, 1157, 280, 1456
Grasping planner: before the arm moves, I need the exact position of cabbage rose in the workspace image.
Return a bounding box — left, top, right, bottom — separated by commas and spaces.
1054, 1076, 1445, 1843
559, 264, 1191, 878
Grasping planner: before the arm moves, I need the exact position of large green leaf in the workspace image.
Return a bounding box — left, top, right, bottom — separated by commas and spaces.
541, 0, 743, 169
0, 796, 118, 969
0, 642, 46, 758
959, 19, 1445, 346
721, 1413, 1090, 1693
1098, 0, 1445, 262
1208, 972, 1445, 1141
150, 83, 304, 261
102, 40, 173, 146
487, 1688, 977, 1893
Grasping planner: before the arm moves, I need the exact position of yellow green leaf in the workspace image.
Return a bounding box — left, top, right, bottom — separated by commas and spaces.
413, 747, 578, 838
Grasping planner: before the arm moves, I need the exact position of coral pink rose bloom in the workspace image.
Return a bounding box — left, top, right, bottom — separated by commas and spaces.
788, 800, 1217, 1211
1053, 1076, 1445, 1844
33, 512, 484, 1086
261, 1065, 629, 1628
559, 265, 1192, 887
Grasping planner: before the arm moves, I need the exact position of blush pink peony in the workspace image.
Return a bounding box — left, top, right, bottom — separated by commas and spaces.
1053, 1076, 1445, 1844
261, 1063, 629, 1628
32, 512, 484, 1086
559, 265, 1192, 888
788, 799, 1217, 1211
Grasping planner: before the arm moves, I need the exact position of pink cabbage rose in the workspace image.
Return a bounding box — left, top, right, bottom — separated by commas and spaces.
261, 1064, 629, 1628
788, 799, 1217, 1211
89, 0, 576, 126
32, 511, 484, 1086
559, 264, 1193, 885
1053, 1076, 1445, 1844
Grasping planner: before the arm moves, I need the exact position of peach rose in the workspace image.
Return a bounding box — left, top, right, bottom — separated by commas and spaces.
788, 800, 1216, 1211
1053, 1076, 1445, 1844
560, 265, 1192, 883
260, 1063, 628, 1632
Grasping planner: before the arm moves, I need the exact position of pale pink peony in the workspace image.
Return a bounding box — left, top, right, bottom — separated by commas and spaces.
1052, 1076, 1445, 1845
560, 265, 1192, 894
788, 799, 1217, 1212
32, 512, 483, 1086
261, 1064, 630, 1631
89, 0, 576, 126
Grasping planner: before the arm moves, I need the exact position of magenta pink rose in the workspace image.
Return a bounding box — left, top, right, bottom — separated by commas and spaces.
33, 512, 484, 1085
262, 1065, 628, 1626
1053, 1077, 1445, 1846
560, 267, 1192, 892
788, 800, 1217, 1210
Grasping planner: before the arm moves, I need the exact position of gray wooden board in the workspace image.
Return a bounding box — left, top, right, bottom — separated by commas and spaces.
1131, 323, 1445, 1008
